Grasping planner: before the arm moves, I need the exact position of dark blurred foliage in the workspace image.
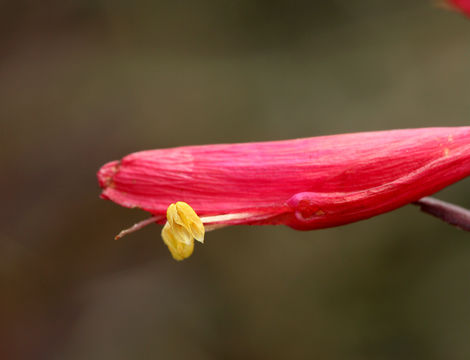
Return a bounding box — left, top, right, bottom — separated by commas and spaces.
1, 1, 470, 359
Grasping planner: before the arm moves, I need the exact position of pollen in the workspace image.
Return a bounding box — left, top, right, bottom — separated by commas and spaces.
161, 202, 205, 260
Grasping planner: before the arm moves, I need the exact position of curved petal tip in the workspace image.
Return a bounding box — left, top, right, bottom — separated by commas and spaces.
97, 160, 120, 189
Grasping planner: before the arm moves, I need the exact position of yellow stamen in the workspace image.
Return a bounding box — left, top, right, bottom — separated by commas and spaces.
161, 202, 205, 261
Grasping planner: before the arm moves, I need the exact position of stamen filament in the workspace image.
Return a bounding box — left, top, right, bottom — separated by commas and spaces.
114, 216, 162, 240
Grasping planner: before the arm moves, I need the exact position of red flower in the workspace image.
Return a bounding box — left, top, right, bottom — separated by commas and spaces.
98, 127, 470, 259
447, 0, 470, 16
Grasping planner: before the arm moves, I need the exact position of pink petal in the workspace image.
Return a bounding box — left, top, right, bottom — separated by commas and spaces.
447, 0, 470, 16
98, 127, 470, 230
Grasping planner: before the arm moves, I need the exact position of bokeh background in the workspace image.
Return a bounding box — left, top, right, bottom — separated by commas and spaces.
2, 1, 470, 359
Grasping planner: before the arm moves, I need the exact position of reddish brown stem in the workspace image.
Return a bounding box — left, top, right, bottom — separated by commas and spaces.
413, 197, 470, 231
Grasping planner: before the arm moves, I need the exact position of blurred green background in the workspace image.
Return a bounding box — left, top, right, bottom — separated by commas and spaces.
2, 1, 470, 359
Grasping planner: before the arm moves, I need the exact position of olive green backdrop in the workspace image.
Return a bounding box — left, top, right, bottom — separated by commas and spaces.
1, 1, 470, 359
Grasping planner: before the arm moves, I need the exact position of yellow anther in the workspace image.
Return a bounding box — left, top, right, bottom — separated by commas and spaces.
161, 202, 205, 260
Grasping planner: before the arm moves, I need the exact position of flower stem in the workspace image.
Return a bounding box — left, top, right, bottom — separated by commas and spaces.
413, 197, 470, 231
